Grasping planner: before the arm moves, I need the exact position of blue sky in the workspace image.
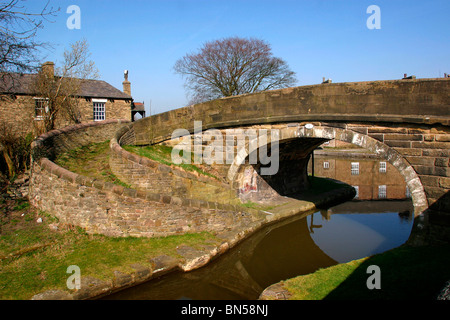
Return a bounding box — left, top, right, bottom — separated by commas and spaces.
27, 0, 450, 116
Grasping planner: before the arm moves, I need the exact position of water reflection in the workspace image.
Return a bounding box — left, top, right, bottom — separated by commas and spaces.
309, 152, 412, 201
309, 201, 414, 263
103, 154, 415, 300
103, 199, 413, 300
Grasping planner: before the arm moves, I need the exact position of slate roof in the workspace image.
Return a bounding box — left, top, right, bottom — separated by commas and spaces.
132, 102, 145, 111
0, 73, 132, 100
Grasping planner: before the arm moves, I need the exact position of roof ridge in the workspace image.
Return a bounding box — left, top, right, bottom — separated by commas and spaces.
0, 72, 132, 100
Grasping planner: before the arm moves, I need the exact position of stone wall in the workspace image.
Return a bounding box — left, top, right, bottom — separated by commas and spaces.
152, 122, 448, 213
29, 120, 261, 238
109, 128, 238, 204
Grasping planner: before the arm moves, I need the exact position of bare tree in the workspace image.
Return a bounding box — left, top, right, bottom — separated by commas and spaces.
174, 37, 297, 104
0, 0, 58, 83
33, 39, 99, 133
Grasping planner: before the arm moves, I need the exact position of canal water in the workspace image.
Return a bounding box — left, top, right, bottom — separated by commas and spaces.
103, 155, 415, 300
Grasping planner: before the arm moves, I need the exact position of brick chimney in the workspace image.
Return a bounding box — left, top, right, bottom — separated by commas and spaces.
122, 70, 131, 96
41, 61, 54, 77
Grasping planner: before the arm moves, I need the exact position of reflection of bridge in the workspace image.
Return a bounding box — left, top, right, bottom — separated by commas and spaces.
104, 211, 337, 300
122, 78, 449, 244
321, 200, 414, 218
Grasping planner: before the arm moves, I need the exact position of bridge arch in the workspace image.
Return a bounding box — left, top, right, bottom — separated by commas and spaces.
228, 124, 428, 218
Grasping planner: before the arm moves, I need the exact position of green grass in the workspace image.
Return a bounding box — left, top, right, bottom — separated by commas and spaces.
0, 201, 220, 300
123, 144, 219, 180
282, 243, 450, 300
55, 140, 131, 188
241, 201, 278, 212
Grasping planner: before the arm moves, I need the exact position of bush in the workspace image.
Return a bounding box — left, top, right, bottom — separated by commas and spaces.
0, 121, 34, 178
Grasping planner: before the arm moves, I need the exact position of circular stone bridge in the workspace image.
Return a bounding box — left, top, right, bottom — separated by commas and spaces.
125, 77, 450, 245
31, 78, 450, 245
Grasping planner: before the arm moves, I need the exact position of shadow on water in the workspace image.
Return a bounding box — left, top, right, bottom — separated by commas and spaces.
102, 153, 425, 300
324, 190, 450, 300
103, 199, 415, 300
103, 210, 337, 300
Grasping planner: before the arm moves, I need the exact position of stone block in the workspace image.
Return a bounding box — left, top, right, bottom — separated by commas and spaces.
113, 271, 133, 288
418, 175, 440, 187
435, 135, 450, 142
406, 156, 435, 166
72, 276, 113, 300
394, 147, 422, 156
435, 158, 450, 167
384, 134, 423, 141
422, 149, 450, 157
440, 177, 450, 189
424, 186, 448, 200
149, 255, 180, 275
368, 127, 408, 134
31, 290, 73, 300
130, 264, 152, 283
368, 133, 384, 142
384, 140, 411, 148
412, 141, 450, 149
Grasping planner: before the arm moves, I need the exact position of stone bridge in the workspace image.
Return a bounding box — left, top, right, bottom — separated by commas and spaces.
118, 77, 450, 244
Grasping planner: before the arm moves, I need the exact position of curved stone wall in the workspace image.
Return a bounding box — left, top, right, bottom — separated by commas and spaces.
109, 126, 238, 205
29, 120, 262, 238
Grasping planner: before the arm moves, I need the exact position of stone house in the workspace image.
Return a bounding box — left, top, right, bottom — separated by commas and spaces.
0, 61, 133, 137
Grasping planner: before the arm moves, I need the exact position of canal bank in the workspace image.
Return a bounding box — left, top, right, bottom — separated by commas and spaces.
258, 241, 450, 300
31, 179, 355, 300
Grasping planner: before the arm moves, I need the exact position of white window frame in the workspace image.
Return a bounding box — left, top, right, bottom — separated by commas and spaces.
379, 161, 387, 173
93, 99, 107, 121
351, 162, 360, 175
323, 161, 330, 169
33, 97, 49, 120
378, 185, 387, 199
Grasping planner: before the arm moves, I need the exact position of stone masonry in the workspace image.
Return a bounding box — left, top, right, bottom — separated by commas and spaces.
29, 120, 264, 238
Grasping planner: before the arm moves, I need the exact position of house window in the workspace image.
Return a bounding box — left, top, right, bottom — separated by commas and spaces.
34, 98, 48, 120
351, 162, 360, 175
378, 185, 387, 199
93, 99, 106, 121
323, 161, 330, 169
353, 186, 359, 199
379, 161, 387, 173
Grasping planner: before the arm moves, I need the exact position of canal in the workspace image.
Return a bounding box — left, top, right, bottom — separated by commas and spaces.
102, 152, 415, 300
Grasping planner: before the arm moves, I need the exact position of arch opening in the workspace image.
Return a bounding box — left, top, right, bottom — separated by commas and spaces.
229, 125, 428, 217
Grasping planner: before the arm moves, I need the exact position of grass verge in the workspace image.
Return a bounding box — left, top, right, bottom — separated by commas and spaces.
0, 198, 220, 300
282, 243, 450, 300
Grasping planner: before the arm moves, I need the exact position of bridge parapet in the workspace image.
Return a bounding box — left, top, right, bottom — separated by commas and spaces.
124, 78, 449, 244
131, 78, 450, 146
